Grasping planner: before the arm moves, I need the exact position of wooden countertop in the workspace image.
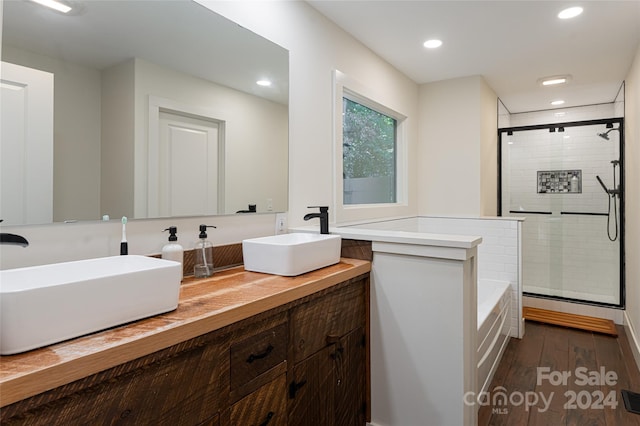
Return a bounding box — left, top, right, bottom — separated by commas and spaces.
0, 258, 370, 407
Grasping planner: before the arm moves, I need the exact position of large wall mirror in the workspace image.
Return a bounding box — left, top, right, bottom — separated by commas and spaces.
1, 0, 288, 226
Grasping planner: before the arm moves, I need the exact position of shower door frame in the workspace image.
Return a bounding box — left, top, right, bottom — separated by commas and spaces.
497, 117, 625, 309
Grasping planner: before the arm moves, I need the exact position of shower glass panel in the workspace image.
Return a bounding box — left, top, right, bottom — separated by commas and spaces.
500, 119, 623, 306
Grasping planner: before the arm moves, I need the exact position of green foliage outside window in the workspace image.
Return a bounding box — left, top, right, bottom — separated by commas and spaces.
343, 97, 397, 204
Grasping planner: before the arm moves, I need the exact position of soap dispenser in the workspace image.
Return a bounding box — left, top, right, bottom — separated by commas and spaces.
194, 225, 216, 278
570, 174, 579, 193
162, 226, 184, 281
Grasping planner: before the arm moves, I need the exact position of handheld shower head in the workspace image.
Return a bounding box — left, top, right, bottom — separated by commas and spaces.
596, 175, 609, 194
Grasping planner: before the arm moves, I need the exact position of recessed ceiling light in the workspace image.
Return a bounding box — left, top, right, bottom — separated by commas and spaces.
423, 39, 443, 49
558, 6, 583, 20
30, 0, 72, 13
551, 100, 565, 106
256, 80, 272, 87
538, 75, 572, 86
543, 78, 566, 86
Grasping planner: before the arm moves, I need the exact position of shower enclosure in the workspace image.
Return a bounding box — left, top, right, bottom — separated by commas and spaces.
499, 118, 624, 307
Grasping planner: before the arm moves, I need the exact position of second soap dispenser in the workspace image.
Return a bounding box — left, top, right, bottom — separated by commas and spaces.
194, 224, 216, 278
162, 226, 184, 281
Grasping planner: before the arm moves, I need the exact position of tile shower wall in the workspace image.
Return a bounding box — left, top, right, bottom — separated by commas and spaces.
503, 125, 619, 215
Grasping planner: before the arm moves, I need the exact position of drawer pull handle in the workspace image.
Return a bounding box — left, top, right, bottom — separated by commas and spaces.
289, 379, 307, 399
257, 411, 275, 426
326, 334, 340, 345
246, 344, 274, 363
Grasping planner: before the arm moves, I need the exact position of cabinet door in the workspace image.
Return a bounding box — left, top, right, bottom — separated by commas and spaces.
335, 327, 367, 426
291, 280, 365, 363
230, 374, 287, 426
288, 345, 336, 426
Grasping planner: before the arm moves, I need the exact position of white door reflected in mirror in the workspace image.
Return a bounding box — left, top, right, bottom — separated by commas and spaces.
156, 111, 221, 217
0, 62, 53, 226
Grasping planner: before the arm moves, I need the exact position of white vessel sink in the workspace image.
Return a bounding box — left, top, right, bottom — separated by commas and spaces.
0, 255, 181, 355
242, 233, 341, 276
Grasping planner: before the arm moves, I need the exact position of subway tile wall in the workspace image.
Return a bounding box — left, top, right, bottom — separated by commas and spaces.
502, 124, 620, 215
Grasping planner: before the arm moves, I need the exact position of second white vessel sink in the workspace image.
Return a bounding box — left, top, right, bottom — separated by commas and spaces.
0, 255, 181, 355
242, 233, 341, 276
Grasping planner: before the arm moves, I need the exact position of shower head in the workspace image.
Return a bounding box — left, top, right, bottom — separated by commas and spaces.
597, 127, 620, 140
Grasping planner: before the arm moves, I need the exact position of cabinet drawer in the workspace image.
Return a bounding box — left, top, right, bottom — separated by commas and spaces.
230, 374, 287, 426
291, 279, 366, 363
230, 323, 288, 392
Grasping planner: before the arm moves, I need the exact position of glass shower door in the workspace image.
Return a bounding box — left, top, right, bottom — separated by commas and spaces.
500, 120, 622, 306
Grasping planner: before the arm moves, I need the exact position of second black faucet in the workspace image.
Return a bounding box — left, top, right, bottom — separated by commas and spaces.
303, 206, 329, 234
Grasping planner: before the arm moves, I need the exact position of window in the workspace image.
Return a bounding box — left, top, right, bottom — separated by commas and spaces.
333, 70, 410, 224
342, 97, 397, 205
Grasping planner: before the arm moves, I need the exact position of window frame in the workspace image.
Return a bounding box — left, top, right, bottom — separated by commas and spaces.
333, 70, 409, 224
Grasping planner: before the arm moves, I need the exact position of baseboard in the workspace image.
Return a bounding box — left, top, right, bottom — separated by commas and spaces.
624, 311, 640, 374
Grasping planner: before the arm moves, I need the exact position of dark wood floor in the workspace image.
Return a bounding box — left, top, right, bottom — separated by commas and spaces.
478, 321, 640, 426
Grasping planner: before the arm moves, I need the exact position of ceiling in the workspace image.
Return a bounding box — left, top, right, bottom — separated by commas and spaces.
2, 0, 288, 105
308, 0, 640, 114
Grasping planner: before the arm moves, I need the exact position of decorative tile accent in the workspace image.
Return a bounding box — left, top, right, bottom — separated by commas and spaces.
537, 170, 582, 193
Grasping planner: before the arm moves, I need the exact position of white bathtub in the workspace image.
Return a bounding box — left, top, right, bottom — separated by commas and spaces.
477, 279, 512, 395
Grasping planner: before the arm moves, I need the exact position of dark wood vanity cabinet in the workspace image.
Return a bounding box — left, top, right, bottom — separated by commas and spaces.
1, 274, 369, 426
289, 280, 367, 426
1, 331, 231, 426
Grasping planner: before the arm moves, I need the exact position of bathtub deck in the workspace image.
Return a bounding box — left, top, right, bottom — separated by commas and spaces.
478, 321, 640, 426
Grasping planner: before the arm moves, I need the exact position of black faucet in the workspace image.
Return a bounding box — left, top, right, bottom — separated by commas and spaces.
0, 233, 29, 247
304, 206, 329, 234
236, 204, 257, 213
0, 220, 29, 247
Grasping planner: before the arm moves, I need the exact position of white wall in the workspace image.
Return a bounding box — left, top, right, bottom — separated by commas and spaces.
0, 213, 280, 270
480, 80, 499, 216
101, 59, 135, 219
2, 46, 102, 222
200, 1, 419, 227
417, 76, 497, 216
624, 44, 640, 368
